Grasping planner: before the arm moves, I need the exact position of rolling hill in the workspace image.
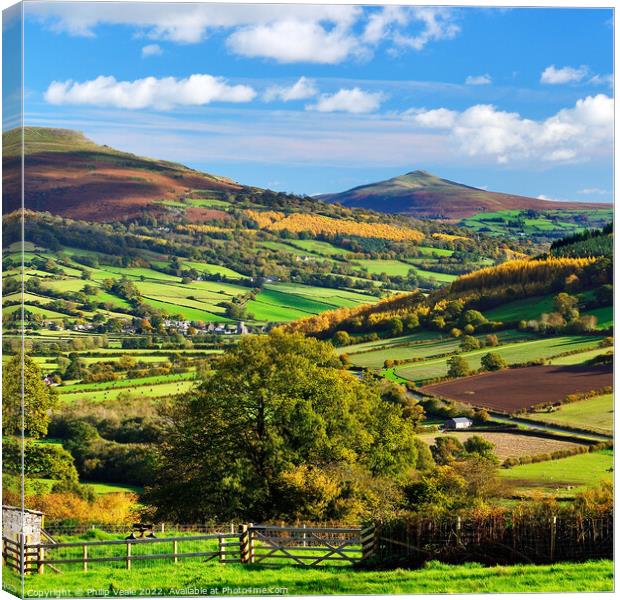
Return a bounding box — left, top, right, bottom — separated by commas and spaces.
2, 127, 250, 221
319, 170, 602, 219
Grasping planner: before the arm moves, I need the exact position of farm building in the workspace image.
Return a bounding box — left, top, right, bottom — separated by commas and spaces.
444, 417, 473, 430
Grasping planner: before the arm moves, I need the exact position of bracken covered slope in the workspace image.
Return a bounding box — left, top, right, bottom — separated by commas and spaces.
2, 127, 248, 221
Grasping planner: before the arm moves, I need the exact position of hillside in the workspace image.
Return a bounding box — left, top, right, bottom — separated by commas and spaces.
320, 170, 602, 220
2, 127, 248, 221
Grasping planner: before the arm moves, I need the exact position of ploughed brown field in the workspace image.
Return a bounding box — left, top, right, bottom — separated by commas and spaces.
420, 364, 613, 412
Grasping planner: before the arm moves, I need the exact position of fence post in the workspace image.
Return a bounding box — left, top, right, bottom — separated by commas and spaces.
126, 542, 132, 570
248, 523, 255, 564
219, 536, 225, 563
82, 544, 88, 573
550, 516, 557, 562
20, 534, 28, 577
302, 524, 307, 548
37, 545, 45, 575
361, 524, 376, 561
173, 540, 178, 565
240, 524, 249, 564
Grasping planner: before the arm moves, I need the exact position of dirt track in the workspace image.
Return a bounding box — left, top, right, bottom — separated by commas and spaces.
420, 364, 613, 411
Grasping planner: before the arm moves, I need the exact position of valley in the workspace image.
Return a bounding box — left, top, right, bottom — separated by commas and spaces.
2, 127, 613, 535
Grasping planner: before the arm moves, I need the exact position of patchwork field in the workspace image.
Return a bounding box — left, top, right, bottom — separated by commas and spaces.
460, 208, 613, 240
420, 364, 613, 412
347, 330, 529, 370
395, 335, 603, 383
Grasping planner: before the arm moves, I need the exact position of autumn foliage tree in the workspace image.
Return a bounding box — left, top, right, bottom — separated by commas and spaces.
145, 331, 419, 522
3, 353, 57, 439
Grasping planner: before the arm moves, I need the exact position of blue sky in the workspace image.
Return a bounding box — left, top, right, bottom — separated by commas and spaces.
13, 2, 615, 201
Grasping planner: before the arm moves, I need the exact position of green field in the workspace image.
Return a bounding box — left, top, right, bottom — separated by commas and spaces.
151, 260, 246, 280
265, 283, 377, 307
10, 559, 612, 597
355, 259, 418, 277
59, 380, 196, 403
4, 303, 70, 320
186, 198, 232, 208
395, 335, 602, 383
59, 372, 196, 394
340, 331, 444, 354
348, 330, 529, 370
548, 347, 612, 366
499, 450, 613, 498
524, 395, 613, 435
587, 306, 613, 329
285, 239, 352, 257
416, 246, 454, 257
353, 259, 457, 283
483, 295, 555, 323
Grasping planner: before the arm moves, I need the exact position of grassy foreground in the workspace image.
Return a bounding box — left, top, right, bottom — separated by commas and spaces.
7, 560, 613, 597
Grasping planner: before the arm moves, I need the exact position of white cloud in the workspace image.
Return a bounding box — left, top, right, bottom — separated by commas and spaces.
540, 64, 588, 84
141, 44, 162, 58
263, 77, 318, 102
588, 73, 613, 87
408, 94, 613, 164
227, 20, 361, 64
362, 6, 409, 44
44, 74, 256, 110
27, 4, 361, 43
307, 88, 384, 114
465, 74, 492, 85
578, 187, 608, 195
392, 7, 460, 51
27, 4, 460, 63
404, 107, 457, 128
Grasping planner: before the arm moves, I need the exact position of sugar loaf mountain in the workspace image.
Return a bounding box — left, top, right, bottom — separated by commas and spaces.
319, 170, 600, 219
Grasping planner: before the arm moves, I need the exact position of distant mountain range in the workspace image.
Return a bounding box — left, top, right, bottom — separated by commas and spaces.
3, 127, 605, 222
319, 171, 603, 219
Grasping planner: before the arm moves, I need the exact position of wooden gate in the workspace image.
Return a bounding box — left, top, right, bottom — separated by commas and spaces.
2, 535, 39, 575
244, 524, 365, 566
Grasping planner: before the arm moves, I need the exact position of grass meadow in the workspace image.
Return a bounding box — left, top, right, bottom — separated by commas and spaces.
499, 450, 613, 498
525, 394, 613, 435
9, 559, 613, 597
